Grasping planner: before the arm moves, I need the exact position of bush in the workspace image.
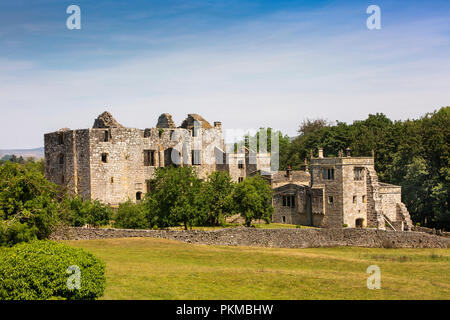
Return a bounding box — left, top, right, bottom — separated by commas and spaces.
113, 201, 149, 229
59, 197, 112, 227
0, 240, 105, 300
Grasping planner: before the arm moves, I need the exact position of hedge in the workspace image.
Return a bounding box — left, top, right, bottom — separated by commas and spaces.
0, 240, 105, 300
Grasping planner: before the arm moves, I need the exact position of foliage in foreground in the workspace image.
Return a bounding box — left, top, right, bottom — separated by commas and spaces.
0, 240, 105, 300
0, 162, 60, 246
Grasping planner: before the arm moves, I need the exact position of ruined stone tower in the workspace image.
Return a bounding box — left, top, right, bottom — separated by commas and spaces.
44, 112, 269, 206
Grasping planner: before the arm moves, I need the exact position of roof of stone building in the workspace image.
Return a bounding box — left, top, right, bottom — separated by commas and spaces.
93, 111, 124, 129
180, 114, 213, 129
156, 113, 176, 128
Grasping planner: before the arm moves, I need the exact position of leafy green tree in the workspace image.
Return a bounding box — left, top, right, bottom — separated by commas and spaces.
113, 201, 149, 229
0, 162, 60, 246
144, 166, 202, 230
196, 171, 235, 226
59, 197, 112, 227
232, 175, 273, 227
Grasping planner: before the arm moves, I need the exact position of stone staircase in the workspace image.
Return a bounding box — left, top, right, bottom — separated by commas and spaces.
397, 202, 413, 231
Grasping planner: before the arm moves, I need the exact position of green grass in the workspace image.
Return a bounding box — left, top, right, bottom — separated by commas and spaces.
65, 237, 450, 300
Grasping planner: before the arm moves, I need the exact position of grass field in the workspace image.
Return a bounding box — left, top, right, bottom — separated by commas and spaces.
66, 237, 450, 300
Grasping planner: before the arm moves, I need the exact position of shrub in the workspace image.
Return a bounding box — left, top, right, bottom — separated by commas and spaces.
59, 197, 112, 227
113, 201, 149, 229
0, 240, 105, 300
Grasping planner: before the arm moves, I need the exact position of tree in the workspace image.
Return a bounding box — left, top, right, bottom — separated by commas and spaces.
232, 175, 273, 227
113, 201, 149, 229
59, 197, 112, 227
196, 171, 235, 226
0, 162, 60, 246
144, 167, 202, 230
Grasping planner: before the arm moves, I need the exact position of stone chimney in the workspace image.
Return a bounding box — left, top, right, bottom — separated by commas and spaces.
286, 165, 292, 177
346, 147, 351, 157
318, 148, 324, 158
214, 121, 222, 131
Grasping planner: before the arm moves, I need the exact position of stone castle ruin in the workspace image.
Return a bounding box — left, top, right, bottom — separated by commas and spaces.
45, 112, 413, 231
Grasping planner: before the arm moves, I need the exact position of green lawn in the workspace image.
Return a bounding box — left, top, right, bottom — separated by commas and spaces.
66, 237, 450, 300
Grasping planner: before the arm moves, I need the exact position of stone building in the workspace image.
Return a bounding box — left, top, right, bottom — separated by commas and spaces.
45, 112, 412, 231
264, 148, 413, 231
44, 112, 269, 206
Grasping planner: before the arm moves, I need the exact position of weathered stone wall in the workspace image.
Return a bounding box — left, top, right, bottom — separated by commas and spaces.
379, 184, 402, 222
45, 113, 228, 206
51, 226, 450, 249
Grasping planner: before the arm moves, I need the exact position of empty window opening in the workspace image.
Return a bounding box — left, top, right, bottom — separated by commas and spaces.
192, 150, 202, 165
136, 192, 142, 201
323, 168, 335, 180
104, 130, 110, 142
238, 160, 244, 169
110, 177, 114, 184
353, 196, 357, 204
144, 150, 156, 166
282, 216, 286, 223
328, 196, 334, 204
58, 134, 64, 145
101, 153, 108, 163
282, 195, 295, 207
146, 180, 155, 193
238, 177, 244, 183
354, 167, 364, 180
362, 195, 366, 203
59, 154, 65, 165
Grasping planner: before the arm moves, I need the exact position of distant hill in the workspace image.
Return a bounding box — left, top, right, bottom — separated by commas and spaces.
0, 147, 45, 159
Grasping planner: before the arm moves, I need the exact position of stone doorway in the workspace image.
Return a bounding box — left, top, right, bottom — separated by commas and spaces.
355, 218, 364, 228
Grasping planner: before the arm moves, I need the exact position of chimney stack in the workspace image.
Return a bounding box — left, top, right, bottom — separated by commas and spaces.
318, 148, 324, 158
286, 165, 292, 177
214, 121, 222, 131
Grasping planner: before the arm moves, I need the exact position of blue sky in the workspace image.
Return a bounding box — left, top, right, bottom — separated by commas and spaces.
1, 0, 449, 148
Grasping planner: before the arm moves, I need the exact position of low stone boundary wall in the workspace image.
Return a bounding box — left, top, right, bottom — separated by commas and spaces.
51, 226, 450, 249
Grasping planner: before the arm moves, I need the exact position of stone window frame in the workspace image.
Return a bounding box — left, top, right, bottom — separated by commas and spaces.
144, 150, 156, 166
327, 196, 334, 204
238, 160, 244, 169
59, 153, 65, 165
282, 195, 295, 207
354, 167, 365, 181
192, 149, 202, 166
103, 130, 110, 142
322, 167, 335, 180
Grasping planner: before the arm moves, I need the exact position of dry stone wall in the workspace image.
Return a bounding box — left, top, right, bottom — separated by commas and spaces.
51, 226, 450, 249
